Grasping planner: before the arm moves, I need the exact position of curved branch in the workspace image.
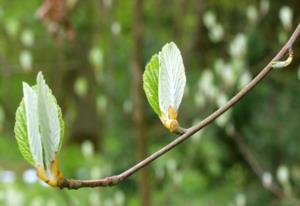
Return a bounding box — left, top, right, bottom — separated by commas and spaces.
59, 23, 300, 190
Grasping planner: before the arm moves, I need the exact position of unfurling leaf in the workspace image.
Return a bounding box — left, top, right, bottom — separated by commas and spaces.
143, 42, 186, 132
14, 72, 64, 187
271, 48, 293, 69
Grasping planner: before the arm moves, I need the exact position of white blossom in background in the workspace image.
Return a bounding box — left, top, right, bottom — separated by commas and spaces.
4, 19, 19, 37
19, 50, 32, 71
214, 58, 226, 76
229, 33, 247, 58
89, 47, 103, 68
90, 166, 102, 179
277, 165, 289, 184
260, 0, 270, 16
235, 193, 246, 206
89, 191, 101, 206
46, 199, 57, 206
231, 59, 245, 75
81, 140, 94, 159
96, 95, 107, 114
238, 71, 252, 90
0, 170, 15, 183
203, 10, 217, 29
30, 197, 44, 206
216, 110, 231, 127
21, 29, 34, 47
246, 5, 258, 24
194, 93, 206, 108
23, 169, 38, 184
66, 0, 78, 9
262, 172, 273, 188
89, 47, 104, 82
198, 70, 217, 99
4, 188, 24, 206
74, 77, 88, 97
103, 0, 112, 8
209, 24, 224, 43
279, 6, 293, 30
111, 21, 121, 35
104, 198, 114, 206
222, 64, 236, 87
216, 93, 228, 108
114, 191, 125, 206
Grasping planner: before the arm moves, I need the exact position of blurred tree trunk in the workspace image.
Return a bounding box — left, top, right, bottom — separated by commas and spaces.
65, 1, 103, 151
131, 0, 151, 205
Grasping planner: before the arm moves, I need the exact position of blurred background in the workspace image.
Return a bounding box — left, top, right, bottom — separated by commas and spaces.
0, 0, 299, 205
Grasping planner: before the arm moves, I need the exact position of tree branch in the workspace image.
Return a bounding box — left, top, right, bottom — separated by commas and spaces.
58, 22, 300, 190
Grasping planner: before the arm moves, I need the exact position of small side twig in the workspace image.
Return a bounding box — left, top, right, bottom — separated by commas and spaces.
58, 23, 300, 190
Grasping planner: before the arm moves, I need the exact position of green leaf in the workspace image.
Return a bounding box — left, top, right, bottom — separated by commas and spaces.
143, 54, 161, 115
14, 100, 34, 166
14, 73, 64, 168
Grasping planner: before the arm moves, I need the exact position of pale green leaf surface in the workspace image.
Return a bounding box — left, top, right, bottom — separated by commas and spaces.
14, 100, 34, 166
158, 42, 186, 114
22, 83, 44, 166
271, 61, 288, 68
143, 54, 160, 115
37, 72, 61, 172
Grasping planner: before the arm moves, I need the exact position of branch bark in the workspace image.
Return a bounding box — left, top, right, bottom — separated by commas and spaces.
58, 22, 300, 190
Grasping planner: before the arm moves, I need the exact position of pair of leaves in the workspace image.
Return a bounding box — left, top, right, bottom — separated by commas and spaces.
143, 42, 186, 131
14, 72, 64, 184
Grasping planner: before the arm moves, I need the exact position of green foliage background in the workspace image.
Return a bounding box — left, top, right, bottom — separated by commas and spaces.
0, 0, 299, 205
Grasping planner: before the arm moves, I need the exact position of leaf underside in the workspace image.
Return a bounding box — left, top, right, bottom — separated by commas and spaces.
158, 42, 186, 115
37, 72, 61, 171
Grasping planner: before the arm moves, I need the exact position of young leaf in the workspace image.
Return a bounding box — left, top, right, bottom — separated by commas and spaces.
271, 48, 293, 69
14, 71, 65, 186
158, 42, 186, 130
143, 54, 160, 115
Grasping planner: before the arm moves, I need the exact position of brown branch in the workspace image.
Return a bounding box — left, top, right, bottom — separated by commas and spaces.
58, 23, 300, 190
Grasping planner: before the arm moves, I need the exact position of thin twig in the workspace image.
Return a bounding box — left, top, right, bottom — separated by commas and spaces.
58, 23, 300, 189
